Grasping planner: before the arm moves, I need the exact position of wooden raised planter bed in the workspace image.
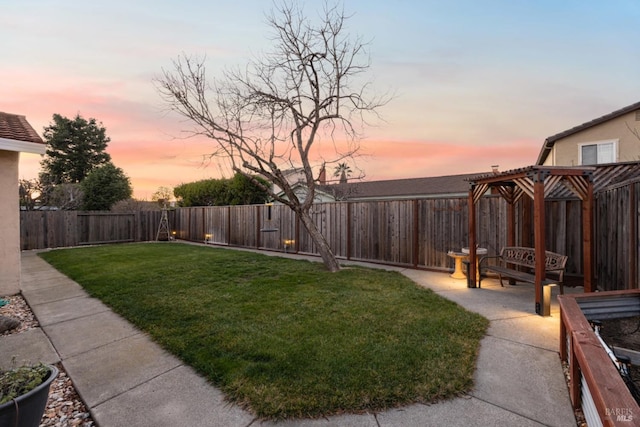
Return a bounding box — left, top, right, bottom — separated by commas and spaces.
559, 290, 640, 426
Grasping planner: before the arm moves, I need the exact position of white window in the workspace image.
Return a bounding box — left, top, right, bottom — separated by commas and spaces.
579, 140, 617, 165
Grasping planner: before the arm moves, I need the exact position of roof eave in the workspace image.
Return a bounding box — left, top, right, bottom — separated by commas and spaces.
535, 138, 553, 165
0, 137, 46, 154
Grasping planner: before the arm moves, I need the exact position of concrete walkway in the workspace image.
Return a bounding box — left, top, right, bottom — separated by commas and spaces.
3, 248, 577, 426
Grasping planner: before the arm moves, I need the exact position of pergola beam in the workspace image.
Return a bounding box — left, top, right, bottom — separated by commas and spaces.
468, 185, 477, 286
583, 180, 594, 292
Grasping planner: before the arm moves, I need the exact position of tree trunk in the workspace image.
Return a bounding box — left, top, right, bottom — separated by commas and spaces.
298, 209, 341, 272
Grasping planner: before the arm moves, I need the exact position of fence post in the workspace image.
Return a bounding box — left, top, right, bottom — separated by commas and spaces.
202, 207, 205, 242
346, 202, 351, 260
256, 205, 261, 249
135, 211, 140, 242
295, 207, 300, 253
227, 206, 231, 245
629, 184, 637, 289
43, 211, 49, 249
187, 208, 192, 242
412, 199, 419, 268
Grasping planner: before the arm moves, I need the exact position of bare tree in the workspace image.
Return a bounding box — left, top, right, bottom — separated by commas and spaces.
50, 183, 83, 210
151, 186, 174, 202
156, 2, 386, 272
19, 179, 42, 211
626, 122, 640, 143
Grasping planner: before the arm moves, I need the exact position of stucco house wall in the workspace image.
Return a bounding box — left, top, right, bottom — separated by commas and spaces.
538, 102, 640, 166
0, 112, 45, 295
0, 151, 21, 295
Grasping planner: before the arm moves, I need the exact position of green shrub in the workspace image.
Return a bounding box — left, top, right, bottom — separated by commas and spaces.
0, 364, 49, 404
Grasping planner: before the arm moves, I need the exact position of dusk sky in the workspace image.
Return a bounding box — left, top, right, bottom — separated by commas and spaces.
4, 1, 640, 199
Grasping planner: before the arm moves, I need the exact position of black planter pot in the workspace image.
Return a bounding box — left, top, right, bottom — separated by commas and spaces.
0, 365, 58, 427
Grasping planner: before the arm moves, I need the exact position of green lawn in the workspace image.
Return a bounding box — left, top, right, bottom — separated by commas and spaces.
39, 243, 488, 420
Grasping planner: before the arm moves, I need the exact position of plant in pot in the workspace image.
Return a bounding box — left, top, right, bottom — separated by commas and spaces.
0, 363, 58, 427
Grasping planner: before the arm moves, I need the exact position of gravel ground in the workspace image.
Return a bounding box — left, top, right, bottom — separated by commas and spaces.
562, 362, 587, 427
1, 294, 95, 427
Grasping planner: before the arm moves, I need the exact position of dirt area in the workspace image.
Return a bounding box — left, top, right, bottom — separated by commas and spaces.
598, 316, 640, 402
599, 316, 640, 351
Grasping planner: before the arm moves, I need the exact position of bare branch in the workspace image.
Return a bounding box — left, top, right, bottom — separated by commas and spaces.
626, 121, 640, 142
155, 1, 389, 271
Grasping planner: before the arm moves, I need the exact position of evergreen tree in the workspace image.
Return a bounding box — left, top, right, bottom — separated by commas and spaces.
81, 162, 132, 210
40, 114, 111, 186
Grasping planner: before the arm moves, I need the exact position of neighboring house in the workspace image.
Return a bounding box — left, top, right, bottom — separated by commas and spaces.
269, 167, 332, 203
537, 101, 640, 166
317, 172, 487, 201
0, 112, 45, 295
270, 167, 307, 196
279, 181, 337, 203
276, 171, 489, 203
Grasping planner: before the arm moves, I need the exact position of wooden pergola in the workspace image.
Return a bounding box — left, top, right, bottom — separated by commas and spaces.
467, 166, 595, 315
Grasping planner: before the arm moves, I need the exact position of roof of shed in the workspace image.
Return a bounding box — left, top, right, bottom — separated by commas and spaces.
0, 112, 44, 144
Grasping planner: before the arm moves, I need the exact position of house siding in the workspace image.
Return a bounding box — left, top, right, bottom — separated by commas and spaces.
551, 110, 640, 166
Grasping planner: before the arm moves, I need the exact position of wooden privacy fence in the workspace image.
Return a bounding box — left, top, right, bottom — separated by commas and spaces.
175, 197, 510, 271
20, 210, 170, 250
173, 197, 587, 274
595, 179, 640, 290
19, 185, 636, 289
18, 197, 583, 273
154, 195, 640, 280
515, 197, 584, 276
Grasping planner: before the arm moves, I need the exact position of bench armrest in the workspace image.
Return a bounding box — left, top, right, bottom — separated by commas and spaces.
545, 268, 565, 284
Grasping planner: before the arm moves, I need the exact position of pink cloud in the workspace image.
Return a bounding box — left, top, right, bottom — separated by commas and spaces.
355, 139, 539, 180
7, 66, 544, 200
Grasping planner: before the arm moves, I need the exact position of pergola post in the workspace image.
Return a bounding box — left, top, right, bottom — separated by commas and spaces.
468, 185, 477, 287
507, 200, 516, 247
583, 179, 594, 292
533, 172, 547, 315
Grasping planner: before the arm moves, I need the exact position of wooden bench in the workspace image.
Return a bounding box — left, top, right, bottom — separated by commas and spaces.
478, 246, 568, 294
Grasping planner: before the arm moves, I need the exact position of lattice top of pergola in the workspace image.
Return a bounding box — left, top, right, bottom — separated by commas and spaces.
467, 165, 593, 205
467, 161, 640, 203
